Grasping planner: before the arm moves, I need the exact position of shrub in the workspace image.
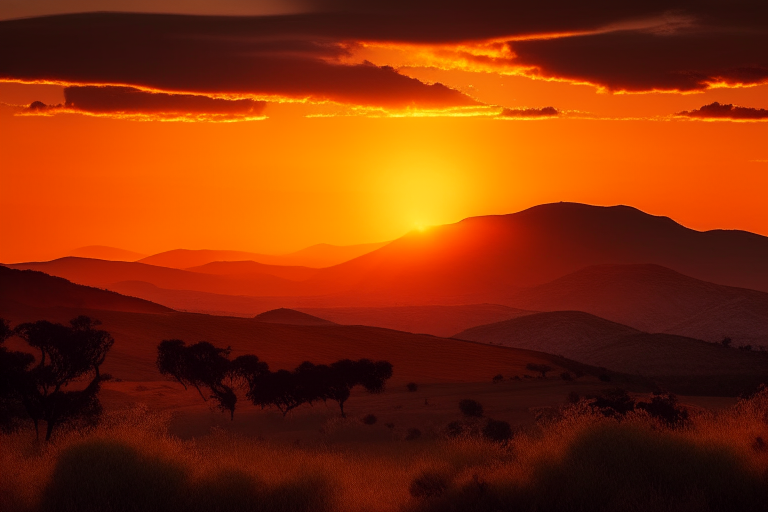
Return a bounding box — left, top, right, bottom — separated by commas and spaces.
459, 399, 484, 418
42, 440, 187, 512
445, 420, 464, 438
525, 363, 553, 377
589, 388, 635, 418
530, 424, 768, 512
361, 414, 377, 425
598, 373, 611, 382
406, 382, 418, 392
492, 374, 504, 384
560, 371, 573, 381
482, 419, 513, 443
409, 471, 450, 499
405, 428, 422, 441
385, 422, 395, 429
567, 391, 580, 404
637, 392, 689, 427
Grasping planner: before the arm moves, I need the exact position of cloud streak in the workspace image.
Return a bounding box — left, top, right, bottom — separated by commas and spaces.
676, 102, 768, 120
22, 86, 268, 121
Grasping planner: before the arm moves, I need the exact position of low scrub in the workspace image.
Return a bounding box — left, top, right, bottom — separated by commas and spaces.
1, 388, 767, 512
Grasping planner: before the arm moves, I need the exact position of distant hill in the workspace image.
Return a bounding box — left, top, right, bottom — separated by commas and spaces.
185, 261, 319, 281
254, 308, 336, 326
298, 203, 768, 304
8, 257, 305, 297
298, 304, 536, 337
67, 245, 146, 261
0, 265, 171, 314
454, 311, 768, 389
506, 264, 768, 346
1, 302, 596, 386
138, 241, 390, 269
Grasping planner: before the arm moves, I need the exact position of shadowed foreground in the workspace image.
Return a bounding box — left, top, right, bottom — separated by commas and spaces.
2, 388, 767, 512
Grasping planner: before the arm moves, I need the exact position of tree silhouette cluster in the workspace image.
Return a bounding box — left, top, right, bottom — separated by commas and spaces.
0, 316, 113, 440
157, 340, 393, 418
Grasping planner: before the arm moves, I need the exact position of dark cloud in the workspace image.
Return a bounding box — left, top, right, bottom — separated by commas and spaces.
510, 29, 768, 92
0, 2, 766, 102
499, 107, 558, 118
23, 86, 267, 119
0, 13, 480, 109
676, 102, 768, 120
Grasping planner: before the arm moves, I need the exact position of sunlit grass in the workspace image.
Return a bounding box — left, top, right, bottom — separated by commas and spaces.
2, 389, 767, 512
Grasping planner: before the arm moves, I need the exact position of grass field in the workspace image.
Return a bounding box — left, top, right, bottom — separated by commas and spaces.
2, 387, 766, 512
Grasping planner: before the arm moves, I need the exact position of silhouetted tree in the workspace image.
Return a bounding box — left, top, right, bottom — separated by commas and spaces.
0, 318, 34, 431
589, 388, 635, 418
483, 419, 513, 443
241, 358, 393, 418
459, 399, 484, 418
10, 316, 114, 440
721, 336, 732, 348
526, 363, 553, 378
156, 340, 265, 420
637, 392, 689, 427
318, 359, 392, 417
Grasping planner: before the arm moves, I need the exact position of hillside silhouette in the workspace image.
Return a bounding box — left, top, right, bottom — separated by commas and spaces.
455, 310, 768, 392
9, 257, 306, 297
297, 304, 536, 337
507, 264, 768, 346
0, 266, 171, 314
254, 308, 336, 326
300, 203, 768, 304
67, 245, 147, 261
138, 241, 389, 269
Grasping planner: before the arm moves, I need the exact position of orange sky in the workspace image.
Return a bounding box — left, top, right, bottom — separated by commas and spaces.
0, 4, 767, 263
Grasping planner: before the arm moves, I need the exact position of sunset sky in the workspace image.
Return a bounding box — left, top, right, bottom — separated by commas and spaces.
1, 0, 766, 263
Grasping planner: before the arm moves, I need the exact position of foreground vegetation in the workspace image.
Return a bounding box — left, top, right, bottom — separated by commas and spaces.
1, 387, 766, 512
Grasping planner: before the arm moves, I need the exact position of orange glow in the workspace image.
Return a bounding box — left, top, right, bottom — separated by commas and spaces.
1, 56, 767, 264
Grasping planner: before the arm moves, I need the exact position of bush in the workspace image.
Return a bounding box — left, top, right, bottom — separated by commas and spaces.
525, 363, 553, 377
560, 371, 573, 381
409, 471, 450, 499
42, 440, 187, 512
361, 414, 377, 425
405, 428, 422, 441
458, 399, 484, 418
598, 373, 611, 382
492, 374, 504, 384
567, 391, 580, 404
482, 419, 513, 443
406, 382, 418, 392
445, 420, 464, 438
589, 388, 635, 418
637, 392, 689, 427
530, 424, 768, 512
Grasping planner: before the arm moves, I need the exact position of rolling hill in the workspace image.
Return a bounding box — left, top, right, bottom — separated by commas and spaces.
254, 308, 336, 326
0, 266, 171, 314
297, 203, 768, 304
67, 245, 147, 261
138, 241, 390, 270
297, 304, 536, 337
506, 264, 768, 346
454, 311, 768, 390
7, 257, 307, 297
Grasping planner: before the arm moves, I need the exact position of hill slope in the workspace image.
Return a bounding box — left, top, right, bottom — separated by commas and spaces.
299, 203, 768, 304
254, 308, 336, 326
138, 241, 390, 269
297, 304, 536, 337
0, 265, 172, 314
455, 311, 768, 384
8, 257, 305, 297
507, 264, 768, 346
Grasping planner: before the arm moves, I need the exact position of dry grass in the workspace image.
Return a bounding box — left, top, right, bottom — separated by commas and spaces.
1, 388, 767, 512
